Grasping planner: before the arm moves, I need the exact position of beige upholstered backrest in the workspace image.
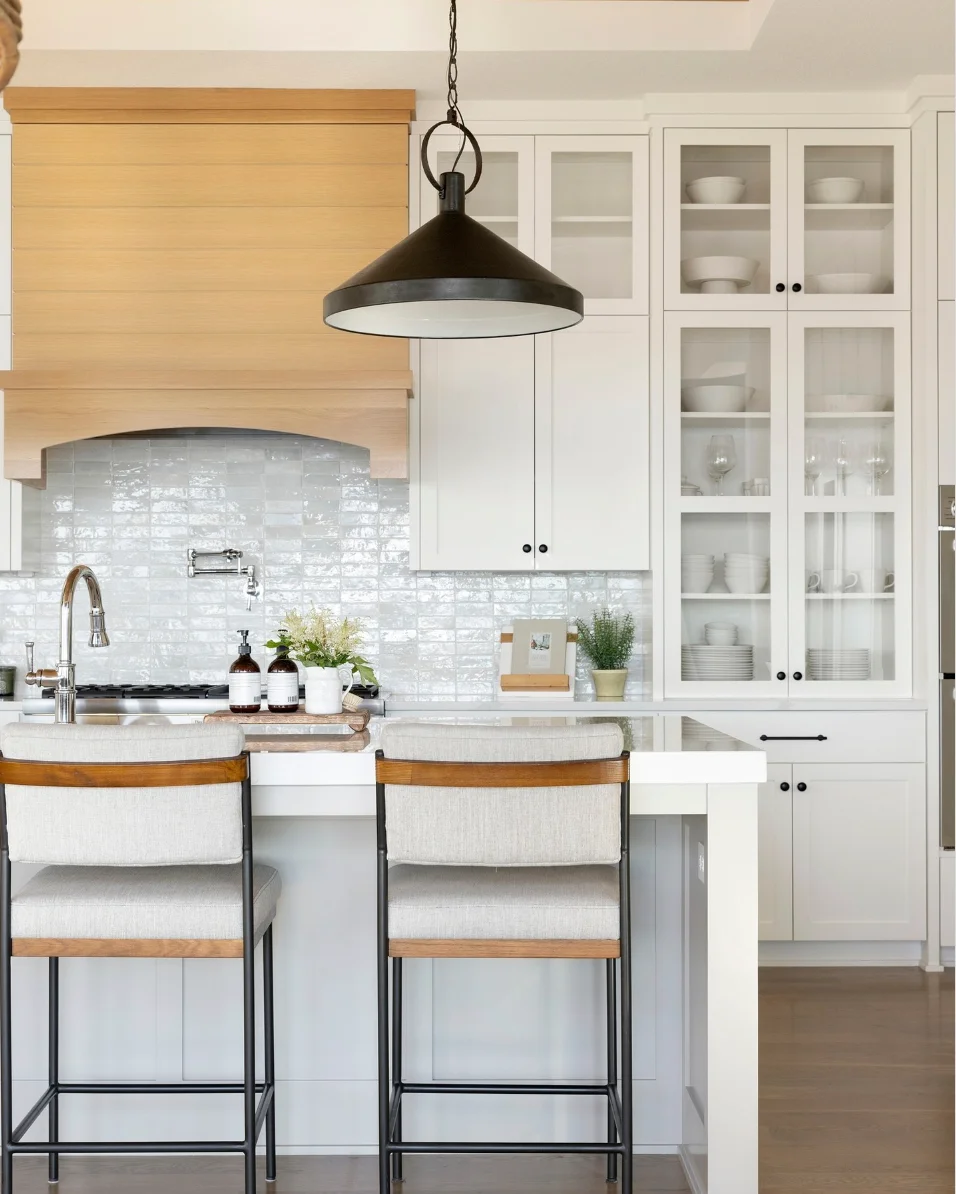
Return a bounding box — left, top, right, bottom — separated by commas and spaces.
0, 722, 247, 866
380, 721, 625, 866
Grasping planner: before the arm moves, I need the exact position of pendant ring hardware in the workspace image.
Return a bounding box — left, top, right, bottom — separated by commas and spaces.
421, 119, 484, 196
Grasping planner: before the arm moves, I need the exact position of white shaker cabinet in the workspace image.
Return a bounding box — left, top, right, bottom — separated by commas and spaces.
791, 763, 927, 941
759, 764, 794, 941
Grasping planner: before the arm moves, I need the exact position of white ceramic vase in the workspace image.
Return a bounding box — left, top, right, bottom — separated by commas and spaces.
304, 665, 355, 715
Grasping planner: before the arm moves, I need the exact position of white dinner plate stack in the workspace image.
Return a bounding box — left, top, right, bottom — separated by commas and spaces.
723, 553, 769, 594
806, 649, 870, 681
681, 644, 754, 681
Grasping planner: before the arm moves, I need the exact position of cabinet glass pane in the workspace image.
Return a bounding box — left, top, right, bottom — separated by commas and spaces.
803, 144, 896, 297
680, 326, 772, 498
803, 326, 896, 498
681, 512, 771, 683
550, 152, 632, 299
437, 149, 519, 243
803, 512, 895, 682
680, 144, 771, 296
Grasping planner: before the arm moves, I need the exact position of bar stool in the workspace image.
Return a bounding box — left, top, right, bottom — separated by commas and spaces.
375, 721, 631, 1193
0, 722, 280, 1194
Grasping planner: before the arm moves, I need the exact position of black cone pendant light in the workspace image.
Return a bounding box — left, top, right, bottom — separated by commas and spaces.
323, 0, 584, 339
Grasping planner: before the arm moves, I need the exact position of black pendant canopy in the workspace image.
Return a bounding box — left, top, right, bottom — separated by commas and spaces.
323, 1, 584, 339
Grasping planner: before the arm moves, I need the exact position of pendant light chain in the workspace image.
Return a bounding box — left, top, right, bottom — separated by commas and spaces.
446, 0, 467, 177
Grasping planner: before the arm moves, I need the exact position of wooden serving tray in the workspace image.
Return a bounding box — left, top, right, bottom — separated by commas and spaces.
204, 707, 370, 732
243, 731, 371, 753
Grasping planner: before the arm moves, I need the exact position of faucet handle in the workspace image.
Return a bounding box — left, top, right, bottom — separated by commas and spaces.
25, 640, 33, 675
25, 640, 57, 690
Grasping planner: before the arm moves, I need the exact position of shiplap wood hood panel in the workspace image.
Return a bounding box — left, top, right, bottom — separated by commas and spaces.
1, 87, 415, 482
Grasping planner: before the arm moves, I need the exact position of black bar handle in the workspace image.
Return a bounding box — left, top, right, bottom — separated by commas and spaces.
759, 734, 827, 741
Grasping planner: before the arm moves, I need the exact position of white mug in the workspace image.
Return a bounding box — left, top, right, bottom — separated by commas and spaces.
856, 568, 895, 593
807, 569, 859, 594
304, 665, 355, 715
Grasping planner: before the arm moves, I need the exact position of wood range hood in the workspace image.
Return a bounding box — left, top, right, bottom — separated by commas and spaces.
0, 87, 416, 484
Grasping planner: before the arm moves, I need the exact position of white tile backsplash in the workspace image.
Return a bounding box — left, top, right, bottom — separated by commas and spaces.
0, 433, 651, 700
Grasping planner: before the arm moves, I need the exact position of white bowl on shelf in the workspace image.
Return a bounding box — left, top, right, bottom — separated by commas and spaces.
806, 176, 865, 204
680, 383, 755, 413
686, 176, 746, 205
681, 255, 760, 294
808, 272, 884, 294
807, 393, 892, 413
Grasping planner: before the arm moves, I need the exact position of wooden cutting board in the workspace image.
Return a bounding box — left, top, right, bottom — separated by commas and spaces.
243, 731, 371, 753
204, 707, 370, 733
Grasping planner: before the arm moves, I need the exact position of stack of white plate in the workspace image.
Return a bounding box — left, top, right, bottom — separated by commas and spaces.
723, 553, 769, 594
806, 649, 870, 681
682, 554, 714, 593
681, 644, 754, 681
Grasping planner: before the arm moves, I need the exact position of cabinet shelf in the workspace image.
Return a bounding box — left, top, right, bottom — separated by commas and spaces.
804, 410, 894, 420
680, 203, 771, 232
680, 411, 770, 420
805, 592, 895, 599
679, 498, 773, 512
803, 203, 894, 231
681, 592, 772, 600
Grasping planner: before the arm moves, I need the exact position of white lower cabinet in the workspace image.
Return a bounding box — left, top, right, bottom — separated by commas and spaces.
791, 763, 926, 941
759, 763, 794, 941
416, 317, 649, 571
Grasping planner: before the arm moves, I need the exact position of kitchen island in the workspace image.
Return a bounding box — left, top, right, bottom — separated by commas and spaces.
6, 713, 764, 1194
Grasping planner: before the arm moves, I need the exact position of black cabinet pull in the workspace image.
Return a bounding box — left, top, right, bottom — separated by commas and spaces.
775, 282, 786, 292
796, 782, 807, 792
776, 671, 786, 680
538, 544, 548, 554
780, 781, 790, 791
793, 671, 803, 680
760, 734, 827, 741
792, 282, 803, 292
522, 544, 532, 553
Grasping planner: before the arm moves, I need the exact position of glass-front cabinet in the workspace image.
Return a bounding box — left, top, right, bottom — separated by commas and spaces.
664, 128, 909, 312
664, 312, 911, 696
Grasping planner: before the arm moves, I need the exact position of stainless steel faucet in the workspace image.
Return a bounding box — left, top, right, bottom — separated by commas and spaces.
25, 564, 111, 723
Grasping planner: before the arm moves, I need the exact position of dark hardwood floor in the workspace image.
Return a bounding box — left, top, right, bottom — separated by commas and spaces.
4, 968, 953, 1193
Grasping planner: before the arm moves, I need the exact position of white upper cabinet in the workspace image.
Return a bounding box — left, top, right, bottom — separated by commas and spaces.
787, 129, 910, 311
535, 317, 649, 571
665, 128, 910, 311
939, 113, 954, 301
665, 129, 788, 312
534, 136, 649, 315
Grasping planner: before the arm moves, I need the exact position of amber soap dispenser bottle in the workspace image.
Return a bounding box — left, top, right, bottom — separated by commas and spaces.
228, 629, 261, 713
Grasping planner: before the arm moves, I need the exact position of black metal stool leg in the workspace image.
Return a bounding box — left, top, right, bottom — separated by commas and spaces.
390, 958, 403, 1182
263, 926, 276, 1183
606, 958, 618, 1183
48, 958, 59, 1184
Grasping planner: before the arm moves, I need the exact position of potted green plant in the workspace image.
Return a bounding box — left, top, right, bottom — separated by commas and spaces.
576, 607, 635, 701
266, 607, 376, 715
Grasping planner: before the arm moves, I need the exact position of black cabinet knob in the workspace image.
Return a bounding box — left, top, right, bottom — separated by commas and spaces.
780, 782, 790, 792
522, 544, 532, 553
775, 283, 786, 292
793, 671, 803, 680
538, 544, 548, 554
796, 782, 807, 792
776, 671, 786, 681
792, 282, 803, 292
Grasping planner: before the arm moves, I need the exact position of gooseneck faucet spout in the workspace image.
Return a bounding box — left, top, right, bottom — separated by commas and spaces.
25, 565, 110, 723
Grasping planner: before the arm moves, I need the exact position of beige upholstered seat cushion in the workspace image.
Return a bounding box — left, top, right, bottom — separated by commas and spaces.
380, 722, 625, 867
388, 864, 619, 940
0, 722, 247, 866
12, 863, 280, 941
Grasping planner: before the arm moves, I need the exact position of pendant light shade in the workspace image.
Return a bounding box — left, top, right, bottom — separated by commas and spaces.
324, 173, 584, 339
323, 0, 584, 340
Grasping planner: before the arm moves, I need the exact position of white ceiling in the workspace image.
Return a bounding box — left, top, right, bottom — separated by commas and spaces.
10, 0, 955, 100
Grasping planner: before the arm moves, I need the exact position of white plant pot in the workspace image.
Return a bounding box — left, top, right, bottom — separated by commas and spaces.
304, 665, 354, 715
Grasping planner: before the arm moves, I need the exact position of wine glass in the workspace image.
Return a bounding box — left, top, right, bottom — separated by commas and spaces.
862, 439, 891, 496
706, 434, 737, 497
804, 436, 825, 497
830, 437, 856, 497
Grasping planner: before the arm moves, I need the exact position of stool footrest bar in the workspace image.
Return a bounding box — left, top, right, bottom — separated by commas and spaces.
55, 1082, 267, 1095
399, 1081, 614, 1096
9, 1141, 250, 1155
384, 1141, 626, 1155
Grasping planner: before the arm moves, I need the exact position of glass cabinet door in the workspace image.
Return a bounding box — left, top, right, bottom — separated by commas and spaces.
664, 313, 789, 696
664, 129, 788, 312
534, 136, 648, 314
788, 129, 910, 310
421, 133, 535, 254
788, 313, 911, 692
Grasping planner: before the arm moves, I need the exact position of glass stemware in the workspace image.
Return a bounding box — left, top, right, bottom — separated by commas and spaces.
804, 436, 825, 497
862, 439, 891, 496
830, 437, 856, 498
706, 434, 737, 496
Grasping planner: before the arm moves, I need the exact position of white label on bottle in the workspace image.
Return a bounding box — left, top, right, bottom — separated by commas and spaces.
267, 672, 300, 707
229, 673, 261, 709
